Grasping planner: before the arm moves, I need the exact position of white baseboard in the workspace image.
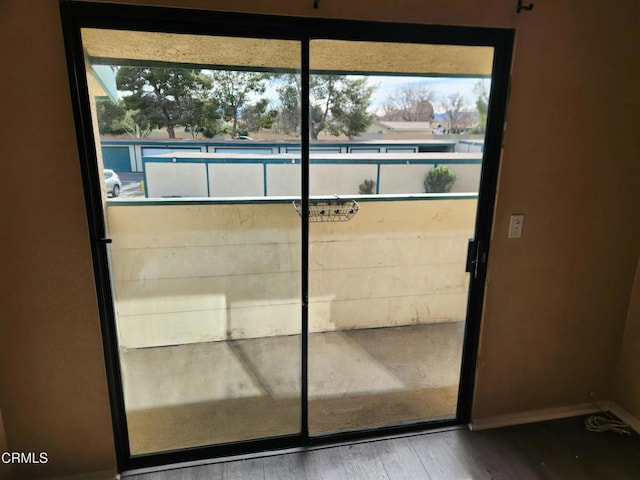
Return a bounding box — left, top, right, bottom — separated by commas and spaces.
609, 402, 640, 434
469, 402, 601, 431
470, 401, 640, 434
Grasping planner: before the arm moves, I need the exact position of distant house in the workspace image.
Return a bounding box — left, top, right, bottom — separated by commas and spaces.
433, 111, 481, 134
358, 120, 434, 140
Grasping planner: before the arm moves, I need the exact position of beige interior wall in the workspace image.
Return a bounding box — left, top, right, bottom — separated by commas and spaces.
470, 2, 640, 419
1, 0, 638, 478
613, 257, 640, 419
0, 2, 117, 479
0, 411, 11, 479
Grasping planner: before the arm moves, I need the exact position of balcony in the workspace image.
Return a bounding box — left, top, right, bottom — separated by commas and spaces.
106, 196, 476, 454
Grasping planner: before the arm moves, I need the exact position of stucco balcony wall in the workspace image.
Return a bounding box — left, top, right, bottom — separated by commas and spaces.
107, 198, 476, 348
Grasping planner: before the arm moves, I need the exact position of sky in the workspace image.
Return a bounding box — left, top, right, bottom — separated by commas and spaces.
118, 66, 491, 117
258, 75, 491, 116
367, 76, 490, 114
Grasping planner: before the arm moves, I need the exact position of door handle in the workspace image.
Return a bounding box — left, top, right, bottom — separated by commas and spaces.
466, 238, 477, 274
466, 239, 487, 279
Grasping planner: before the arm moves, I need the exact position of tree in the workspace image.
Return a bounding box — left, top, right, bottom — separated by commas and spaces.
121, 110, 154, 138
95, 98, 155, 137
275, 74, 302, 135
240, 98, 278, 133
326, 78, 376, 140
179, 97, 208, 139
438, 92, 470, 134
116, 66, 210, 138
276, 74, 375, 140
179, 96, 227, 139
95, 98, 126, 135
473, 80, 490, 133
381, 85, 435, 122
308, 75, 339, 139
208, 71, 268, 138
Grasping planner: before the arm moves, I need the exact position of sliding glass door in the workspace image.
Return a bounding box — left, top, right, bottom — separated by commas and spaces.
79, 27, 304, 455
306, 39, 495, 434
62, 2, 512, 469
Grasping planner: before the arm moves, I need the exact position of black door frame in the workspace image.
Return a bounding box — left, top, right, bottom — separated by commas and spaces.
60, 0, 513, 471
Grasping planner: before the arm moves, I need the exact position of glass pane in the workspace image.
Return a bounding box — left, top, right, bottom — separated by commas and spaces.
82, 28, 302, 454
307, 39, 494, 434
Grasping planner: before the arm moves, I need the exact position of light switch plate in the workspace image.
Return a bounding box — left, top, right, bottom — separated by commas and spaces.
508, 214, 524, 238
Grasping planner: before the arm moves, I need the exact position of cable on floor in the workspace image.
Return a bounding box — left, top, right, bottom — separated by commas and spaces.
584, 413, 632, 435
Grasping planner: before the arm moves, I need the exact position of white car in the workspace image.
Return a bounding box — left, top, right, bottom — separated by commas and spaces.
104, 169, 121, 197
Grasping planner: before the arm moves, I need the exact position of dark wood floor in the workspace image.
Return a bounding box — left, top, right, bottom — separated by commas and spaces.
125, 416, 640, 479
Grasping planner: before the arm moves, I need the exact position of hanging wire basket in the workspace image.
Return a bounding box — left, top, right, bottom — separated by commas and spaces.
293, 198, 360, 222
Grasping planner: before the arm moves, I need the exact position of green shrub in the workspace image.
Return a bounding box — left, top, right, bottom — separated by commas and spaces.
423, 165, 456, 193
358, 179, 376, 194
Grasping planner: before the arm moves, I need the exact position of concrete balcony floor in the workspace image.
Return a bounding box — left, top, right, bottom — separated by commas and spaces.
120, 322, 464, 455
